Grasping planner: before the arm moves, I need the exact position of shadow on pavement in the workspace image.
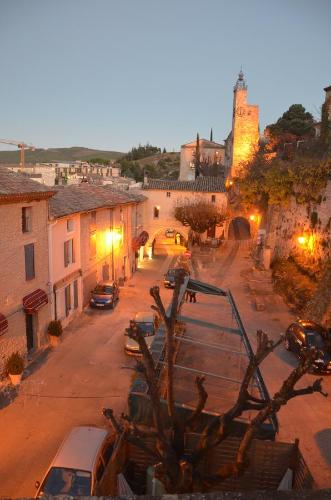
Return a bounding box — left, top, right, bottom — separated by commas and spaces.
24, 346, 52, 378
315, 429, 331, 466
273, 344, 299, 369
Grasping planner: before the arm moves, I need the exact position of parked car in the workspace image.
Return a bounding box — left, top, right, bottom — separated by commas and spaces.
164, 268, 190, 288
284, 320, 331, 373
165, 228, 175, 238
35, 426, 114, 497
90, 280, 119, 308
125, 311, 159, 355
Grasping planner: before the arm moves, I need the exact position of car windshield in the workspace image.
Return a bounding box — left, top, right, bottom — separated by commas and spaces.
39, 467, 91, 497
94, 285, 113, 294
137, 322, 154, 336
166, 270, 176, 277
306, 333, 325, 349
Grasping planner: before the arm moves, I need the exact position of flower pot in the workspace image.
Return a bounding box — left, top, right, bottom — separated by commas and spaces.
48, 334, 61, 347
9, 373, 22, 386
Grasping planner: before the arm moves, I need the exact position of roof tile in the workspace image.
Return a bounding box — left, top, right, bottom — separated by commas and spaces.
142, 176, 226, 193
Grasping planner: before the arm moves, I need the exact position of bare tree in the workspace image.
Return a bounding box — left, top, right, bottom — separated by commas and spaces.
174, 198, 226, 236
104, 270, 327, 493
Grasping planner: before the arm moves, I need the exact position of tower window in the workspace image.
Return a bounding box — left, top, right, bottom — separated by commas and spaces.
166, 192, 171, 198
211, 195, 216, 203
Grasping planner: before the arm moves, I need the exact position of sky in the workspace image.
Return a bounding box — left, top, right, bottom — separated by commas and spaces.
1, 0, 330, 153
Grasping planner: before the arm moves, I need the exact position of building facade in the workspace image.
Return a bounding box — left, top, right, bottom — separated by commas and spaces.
0, 169, 54, 373
140, 177, 227, 246
179, 138, 225, 181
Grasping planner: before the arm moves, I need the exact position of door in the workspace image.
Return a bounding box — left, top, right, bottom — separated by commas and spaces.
25, 314, 34, 352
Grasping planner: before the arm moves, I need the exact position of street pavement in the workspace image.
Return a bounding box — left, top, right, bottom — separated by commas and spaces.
0, 239, 330, 496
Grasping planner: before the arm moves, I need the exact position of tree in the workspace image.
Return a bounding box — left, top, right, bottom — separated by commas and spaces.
320, 98, 331, 146
210, 128, 213, 142
267, 104, 315, 138
194, 133, 200, 179
174, 198, 225, 234
103, 271, 327, 494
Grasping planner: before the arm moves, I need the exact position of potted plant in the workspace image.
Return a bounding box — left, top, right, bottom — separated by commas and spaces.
48, 320, 63, 347
5, 351, 24, 385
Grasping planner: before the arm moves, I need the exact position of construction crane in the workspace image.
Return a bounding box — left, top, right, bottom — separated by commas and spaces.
0, 139, 36, 170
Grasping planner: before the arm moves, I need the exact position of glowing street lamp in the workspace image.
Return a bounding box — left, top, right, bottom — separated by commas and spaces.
297, 235, 306, 245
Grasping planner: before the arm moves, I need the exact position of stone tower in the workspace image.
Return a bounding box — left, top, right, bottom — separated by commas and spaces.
230, 70, 259, 178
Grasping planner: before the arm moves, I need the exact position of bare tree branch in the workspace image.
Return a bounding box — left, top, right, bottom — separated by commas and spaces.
185, 375, 208, 429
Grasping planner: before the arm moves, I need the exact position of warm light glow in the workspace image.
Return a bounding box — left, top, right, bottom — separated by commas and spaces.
297, 236, 306, 245
249, 214, 256, 222
105, 229, 122, 247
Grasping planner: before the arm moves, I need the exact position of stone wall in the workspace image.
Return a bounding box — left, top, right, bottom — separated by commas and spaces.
266, 180, 331, 272
0, 199, 52, 375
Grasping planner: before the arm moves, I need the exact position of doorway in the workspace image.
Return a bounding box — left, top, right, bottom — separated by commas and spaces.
25, 313, 34, 352
228, 217, 251, 240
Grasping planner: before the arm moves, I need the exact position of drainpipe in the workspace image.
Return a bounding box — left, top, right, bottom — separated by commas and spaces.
47, 217, 57, 320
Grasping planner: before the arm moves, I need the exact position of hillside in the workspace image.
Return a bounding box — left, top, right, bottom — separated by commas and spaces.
0, 146, 124, 164
117, 152, 180, 181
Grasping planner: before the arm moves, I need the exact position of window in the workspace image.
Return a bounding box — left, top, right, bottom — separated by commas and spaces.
73, 280, 78, 309
166, 192, 171, 198
153, 206, 160, 219
64, 239, 74, 267
211, 195, 216, 203
67, 219, 74, 232
90, 211, 96, 222
89, 230, 96, 258
22, 207, 32, 233
65, 285, 71, 317
24, 243, 35, 280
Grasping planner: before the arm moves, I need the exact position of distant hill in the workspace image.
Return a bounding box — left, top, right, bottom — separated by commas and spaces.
0, 146, 124, 164
117, 152, 180, 181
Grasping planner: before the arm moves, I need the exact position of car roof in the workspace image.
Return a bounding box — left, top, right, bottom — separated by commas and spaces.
51, 426, 108, 472
98, 280, 116, 287
134, 311, 154, 322
297, 320, 326, 332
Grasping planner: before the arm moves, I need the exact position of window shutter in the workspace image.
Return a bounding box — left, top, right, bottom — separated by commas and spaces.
24, 244, 35, 280
64, 241, 68, 267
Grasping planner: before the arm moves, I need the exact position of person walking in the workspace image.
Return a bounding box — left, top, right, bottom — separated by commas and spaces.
189, 291, 197, 303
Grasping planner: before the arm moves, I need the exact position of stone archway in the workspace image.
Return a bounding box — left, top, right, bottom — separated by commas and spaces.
228, 216, 251, 240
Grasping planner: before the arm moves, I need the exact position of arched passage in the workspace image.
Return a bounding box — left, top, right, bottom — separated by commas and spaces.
150, 227, 188, 256
228, 217, 251, 240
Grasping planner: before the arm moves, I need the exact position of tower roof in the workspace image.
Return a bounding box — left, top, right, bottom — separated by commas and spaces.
234, 69, 247, 91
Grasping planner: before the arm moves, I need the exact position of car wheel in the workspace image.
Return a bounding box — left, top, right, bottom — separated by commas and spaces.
284, 337, 291, 351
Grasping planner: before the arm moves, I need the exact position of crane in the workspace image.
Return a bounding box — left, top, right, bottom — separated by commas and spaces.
0, 139, 36, 170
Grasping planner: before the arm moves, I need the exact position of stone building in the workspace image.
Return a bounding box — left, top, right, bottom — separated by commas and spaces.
225, 70, 259, 178
140, 176, 227, 247
179, 71, 259, 182
179, 138, 225, 181
49, 184, 147, 311
0, 168, 54, 373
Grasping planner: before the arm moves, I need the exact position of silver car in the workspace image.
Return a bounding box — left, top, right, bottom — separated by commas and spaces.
35, 426, 114, 497
125, 311, 158, 355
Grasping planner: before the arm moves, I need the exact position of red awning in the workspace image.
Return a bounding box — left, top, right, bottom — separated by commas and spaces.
0, 313, 8, 336
23, 289, 48, 314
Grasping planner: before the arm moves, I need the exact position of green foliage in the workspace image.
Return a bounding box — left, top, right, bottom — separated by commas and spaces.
5, 352, 24, 375
88, 157, 110, 165
174, 199, 225, 233
48, 320, 63, 337
124, 143, 161, 161
271, 258, 317, 312
267, 104, 314, 138
236, 154, 331, 208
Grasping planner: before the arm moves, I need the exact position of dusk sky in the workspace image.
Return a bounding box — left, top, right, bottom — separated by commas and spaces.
1, 0, 330, 153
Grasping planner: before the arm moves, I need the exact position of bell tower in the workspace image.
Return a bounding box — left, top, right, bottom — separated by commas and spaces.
230, 70, 259, 178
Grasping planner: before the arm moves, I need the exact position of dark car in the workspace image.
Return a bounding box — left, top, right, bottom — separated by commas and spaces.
164, 268, 189, 288
90, 280, 119, 309
284, 320, 331, 373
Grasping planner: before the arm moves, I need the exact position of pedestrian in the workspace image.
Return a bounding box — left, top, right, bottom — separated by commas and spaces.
189, 291, 197, 303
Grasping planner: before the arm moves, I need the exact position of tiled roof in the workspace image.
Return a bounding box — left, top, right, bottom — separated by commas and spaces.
0, 167, 54, 195
142, 176, 226, 193
49, 184, 146, 218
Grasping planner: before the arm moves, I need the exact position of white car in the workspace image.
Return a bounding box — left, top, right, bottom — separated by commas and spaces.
35, 426, 114, 497
125, 311, 158, 356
